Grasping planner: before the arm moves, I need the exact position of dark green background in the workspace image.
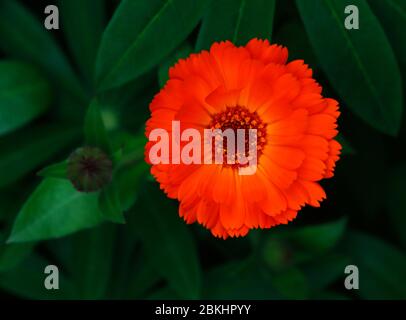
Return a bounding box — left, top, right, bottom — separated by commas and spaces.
0, 0, 405, 300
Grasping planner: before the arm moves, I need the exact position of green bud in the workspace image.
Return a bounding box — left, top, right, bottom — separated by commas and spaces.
67, 146, 113, 192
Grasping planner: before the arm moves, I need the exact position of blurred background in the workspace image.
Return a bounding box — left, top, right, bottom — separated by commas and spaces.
0, 0, 405, 300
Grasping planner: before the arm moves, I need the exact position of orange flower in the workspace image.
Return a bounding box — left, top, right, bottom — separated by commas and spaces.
145, 39, 341, 239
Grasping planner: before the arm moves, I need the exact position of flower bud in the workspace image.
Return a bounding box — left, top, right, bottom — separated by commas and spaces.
67, 146, 113, 192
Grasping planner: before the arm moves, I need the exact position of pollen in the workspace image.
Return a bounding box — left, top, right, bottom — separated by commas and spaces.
208, 106, 267, 168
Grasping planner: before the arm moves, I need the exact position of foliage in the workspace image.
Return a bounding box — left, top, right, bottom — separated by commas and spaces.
0, 0, 405, 300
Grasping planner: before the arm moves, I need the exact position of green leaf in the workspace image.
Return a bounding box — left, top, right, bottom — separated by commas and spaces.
0, 253, 75, 299
273, 19, 318, 69
0, 61, 51, 136
368, 0, 406, 76
263, 217, 347, 268
0, 183, 35, 224
109, 205, 159, 299
196, 0, 276, 50
96, 0, 211, 91
343, 231, 406, 299
0, 0, 86, 103
0, 124, 79, 188
385, 165, 406, 248
271, 267, 309, 299
37, 161, 68, 179
112, 132, 149, 211
8, 178, 104, 243
58, 0, 106, 84
99, 181, 125, 223
203, 259, 281, 299
44, 237, 74, 272
69, 225, 116, 299
116, 161, 149, 211
296, 0, 403, 135
134, 182, 201, 299
97, 71, 156, 110
84, 99, 112, 154
158, 43, 193, 87
280, 217, 347, 252
114, 133, 147, 168
125, 254, 162, 299
0, 232, 34, 272
302, 253, 350, 292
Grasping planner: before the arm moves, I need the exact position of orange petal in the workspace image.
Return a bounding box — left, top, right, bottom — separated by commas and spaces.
324, 139, 342, 178
246, 38, 288, 65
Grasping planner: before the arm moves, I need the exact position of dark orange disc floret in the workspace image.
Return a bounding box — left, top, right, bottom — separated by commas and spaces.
208, 106, 267, 168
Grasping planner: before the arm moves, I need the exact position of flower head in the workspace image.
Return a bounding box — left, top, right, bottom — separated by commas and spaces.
67, 146, 113, 192
145, 39, 341, 239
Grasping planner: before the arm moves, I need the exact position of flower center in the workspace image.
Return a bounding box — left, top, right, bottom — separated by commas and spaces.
208, 106, 267, 168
